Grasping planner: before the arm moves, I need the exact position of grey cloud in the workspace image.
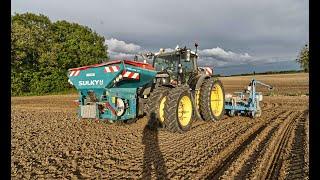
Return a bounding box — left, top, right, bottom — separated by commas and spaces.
105, 37, 297, 68
11, 0, 308, 71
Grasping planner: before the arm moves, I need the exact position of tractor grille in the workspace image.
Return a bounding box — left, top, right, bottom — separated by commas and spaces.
81, 105, 97, 118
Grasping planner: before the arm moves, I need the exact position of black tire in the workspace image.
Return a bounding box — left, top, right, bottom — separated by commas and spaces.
199, 78, 225, 121
164, 86, 193, 133
145, 86, 170, 129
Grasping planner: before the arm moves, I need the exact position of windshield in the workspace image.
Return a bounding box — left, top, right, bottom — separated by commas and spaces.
153, 55, 177, 73
180, 53, 196, 73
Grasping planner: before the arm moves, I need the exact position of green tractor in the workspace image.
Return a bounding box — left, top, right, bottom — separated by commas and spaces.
144, 45, 225, 132
68, 44, 225, 133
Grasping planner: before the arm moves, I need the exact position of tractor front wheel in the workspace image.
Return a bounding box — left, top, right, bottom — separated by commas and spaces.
164, 86, 193, 133
199, 78, 225, 121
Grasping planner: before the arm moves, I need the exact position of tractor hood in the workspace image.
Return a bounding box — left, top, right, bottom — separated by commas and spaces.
67, 60, 157, 90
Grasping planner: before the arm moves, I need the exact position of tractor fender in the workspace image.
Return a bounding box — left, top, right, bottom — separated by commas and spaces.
189, 74, 211, 121
189, 91, 202, 121
195, 74, 211, 90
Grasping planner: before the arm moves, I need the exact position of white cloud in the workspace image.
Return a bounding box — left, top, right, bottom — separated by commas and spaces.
109, 52, 135, 59
104, 40, 294, 68
105, 38, 141, 54
105, 38, 142, 59
199, 47, 252, 62
197, 47, 253, 67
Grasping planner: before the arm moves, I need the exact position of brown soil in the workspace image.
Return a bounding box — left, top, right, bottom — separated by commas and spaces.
11, 73, 309, 179
220, 73, 309, 96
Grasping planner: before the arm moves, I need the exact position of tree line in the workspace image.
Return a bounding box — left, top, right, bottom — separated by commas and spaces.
11, 13, 108, 96
296, 44, 309, 72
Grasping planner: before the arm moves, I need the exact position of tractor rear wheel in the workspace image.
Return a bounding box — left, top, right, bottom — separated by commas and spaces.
164, 86, 193, 133
199, 78, 225, 121
145, 86, 169, 129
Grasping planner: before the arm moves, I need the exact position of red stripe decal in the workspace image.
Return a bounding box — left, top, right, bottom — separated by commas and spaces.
128, 72, 134, 78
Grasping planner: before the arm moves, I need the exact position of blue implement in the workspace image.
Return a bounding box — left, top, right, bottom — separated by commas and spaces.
224, 78, 273, 118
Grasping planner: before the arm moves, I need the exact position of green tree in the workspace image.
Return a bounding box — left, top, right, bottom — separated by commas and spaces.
11, 13, 108, 96
50, 20, 108, 70
296, 44, 309, 72
11, 13, 53, 95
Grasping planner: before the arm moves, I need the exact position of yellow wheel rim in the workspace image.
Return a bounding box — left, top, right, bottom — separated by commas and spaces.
178, 96, 193, 126
210, 83, 224, 117
159, 96, 166, 123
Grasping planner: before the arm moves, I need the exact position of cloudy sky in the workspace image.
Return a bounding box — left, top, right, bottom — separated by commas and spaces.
12, 0, 308, 74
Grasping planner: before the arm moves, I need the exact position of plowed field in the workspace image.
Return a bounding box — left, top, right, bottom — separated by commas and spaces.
11, 73, 309, 179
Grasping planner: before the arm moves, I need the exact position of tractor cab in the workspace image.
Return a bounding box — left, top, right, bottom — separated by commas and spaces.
151, 46, 199, 85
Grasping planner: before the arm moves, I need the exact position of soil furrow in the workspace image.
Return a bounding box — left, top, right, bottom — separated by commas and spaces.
205, 110, 290, 179
194, 110, 287, 179
253, 112, 303, 180
233, 124, 280, 178
234, 111, 298, 179
265, 113, 302, 180
285, 111, 308, 179
11, 79, 309, 179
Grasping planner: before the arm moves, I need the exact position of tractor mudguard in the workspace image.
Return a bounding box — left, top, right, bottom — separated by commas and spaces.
187, 74, 211, 120
195, 74, 211, 90
189, 91, 202, 120
187, 74, 211, 90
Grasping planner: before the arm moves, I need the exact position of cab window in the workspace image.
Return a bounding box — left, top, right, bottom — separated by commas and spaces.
180, 53, 195, 73
154, 55, 177, 73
